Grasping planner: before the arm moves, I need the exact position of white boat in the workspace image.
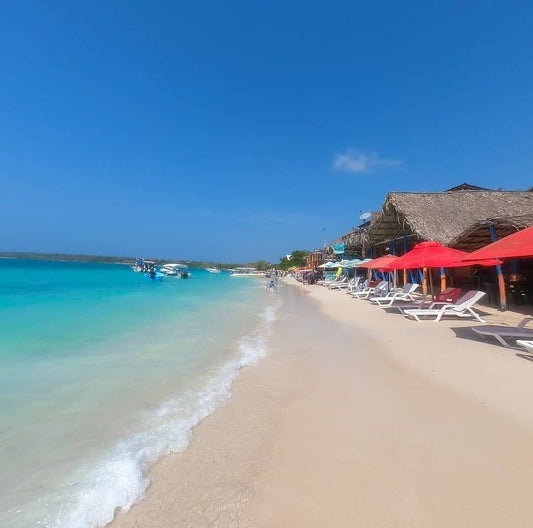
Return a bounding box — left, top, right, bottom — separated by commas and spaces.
132, 258, 155, 272
230, 267, 266, 277
160, 263, 189, 277
205, 267, 222, 274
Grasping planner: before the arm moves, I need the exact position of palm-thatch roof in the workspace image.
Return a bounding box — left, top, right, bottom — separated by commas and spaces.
329, 227, 368, 248
450, 213, 533, 252
368, 190, 533, 251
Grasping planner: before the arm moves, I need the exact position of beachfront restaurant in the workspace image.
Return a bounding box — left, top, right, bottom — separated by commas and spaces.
324, 186, 533, 309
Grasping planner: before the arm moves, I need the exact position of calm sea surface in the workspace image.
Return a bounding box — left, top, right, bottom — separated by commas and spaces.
0, 259, 279, 528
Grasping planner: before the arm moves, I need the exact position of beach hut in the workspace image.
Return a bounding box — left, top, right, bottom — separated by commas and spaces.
450, 214, 533, 252
327, 188, 532, 259
324, 187, 532, 303
461, 225, 533, 260
452, 215, 533, 309
459, 224, 533, 308
367, 189, 533, 258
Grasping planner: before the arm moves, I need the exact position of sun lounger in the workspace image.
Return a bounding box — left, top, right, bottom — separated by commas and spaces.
351, 280, 388, 299
330, 276, 361, 291
390, 287, 463, 313
325, 276, 347, 288
471, 317, 533, 348
433, 287, 463, 304
369, 283, 420, 306
345, 277, 364, 294
328, 276, 355, 290
517, 340, 533, 353
404, 290, 486, 322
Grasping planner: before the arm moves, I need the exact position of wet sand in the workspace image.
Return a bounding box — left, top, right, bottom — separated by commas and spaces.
111, 278, 533, 527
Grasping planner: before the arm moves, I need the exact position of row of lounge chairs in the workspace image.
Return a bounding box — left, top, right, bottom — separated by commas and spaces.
318, 277, 533, 351
344, 282, 487, 323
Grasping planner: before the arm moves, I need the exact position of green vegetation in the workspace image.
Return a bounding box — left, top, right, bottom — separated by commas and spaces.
278, 250, 309, 270
0, 252, 276, 270
0, 252, 133, 264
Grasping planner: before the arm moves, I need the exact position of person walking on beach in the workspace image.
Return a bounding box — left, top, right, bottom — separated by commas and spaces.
267, 278, 278, 294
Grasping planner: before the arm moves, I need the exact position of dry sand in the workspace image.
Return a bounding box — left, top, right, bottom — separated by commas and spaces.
111, 278, 533, 527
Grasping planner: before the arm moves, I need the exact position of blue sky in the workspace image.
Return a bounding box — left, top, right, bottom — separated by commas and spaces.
1, 1, 532, 263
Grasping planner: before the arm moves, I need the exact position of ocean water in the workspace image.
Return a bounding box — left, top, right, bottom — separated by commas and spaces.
0, 259, 280, 528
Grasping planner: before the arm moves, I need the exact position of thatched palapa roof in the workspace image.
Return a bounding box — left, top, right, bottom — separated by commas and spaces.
450, 213, 533, 252
369, 190, 533, 249
330, 227, 367, 247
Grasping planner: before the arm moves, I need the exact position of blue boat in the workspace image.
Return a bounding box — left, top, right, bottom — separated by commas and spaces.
145, 271, 164, 281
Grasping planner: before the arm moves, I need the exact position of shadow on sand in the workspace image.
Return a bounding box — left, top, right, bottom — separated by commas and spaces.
450, 326, 533, 363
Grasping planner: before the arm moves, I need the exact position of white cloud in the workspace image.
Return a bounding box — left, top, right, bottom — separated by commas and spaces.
333, 149, 403, 174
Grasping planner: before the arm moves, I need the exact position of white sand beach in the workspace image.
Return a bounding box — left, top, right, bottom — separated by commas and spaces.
111, 277, 533, 527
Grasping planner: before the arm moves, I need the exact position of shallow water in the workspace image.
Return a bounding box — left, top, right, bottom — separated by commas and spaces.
0, 259, 279, 528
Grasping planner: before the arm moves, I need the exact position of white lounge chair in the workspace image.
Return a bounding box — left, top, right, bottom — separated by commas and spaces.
351, 280, 388, 299
318, 276, 341, 287
404, 290, 486, 322
345, 276, 364, 294
472, 317, 533, 348
327, 276, 348, 289
369, 283, 420, 306
330, 276, 361, 291
390, 287, 463, 313
517, 340, 533, 353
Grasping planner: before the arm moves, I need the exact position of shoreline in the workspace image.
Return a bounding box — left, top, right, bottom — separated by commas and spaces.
111, 278, 533, 527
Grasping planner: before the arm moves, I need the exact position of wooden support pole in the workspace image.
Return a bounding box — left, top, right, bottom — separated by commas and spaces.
422, 267, 428, 296
497, 271, 507, 311
489, 225, 507, 311
440, 266, 446, 291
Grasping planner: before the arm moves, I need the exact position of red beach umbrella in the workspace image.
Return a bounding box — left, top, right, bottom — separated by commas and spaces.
358, 254, 399, 269
382, 241, 502, 297
461, 226, 533, 261
382, 241, 501, 270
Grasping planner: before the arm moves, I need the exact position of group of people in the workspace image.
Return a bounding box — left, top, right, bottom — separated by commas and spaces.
302, 267, 324, 285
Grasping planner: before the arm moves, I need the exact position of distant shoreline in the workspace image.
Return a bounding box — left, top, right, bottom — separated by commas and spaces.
0, 253, 135, 265
0, 252, 262, 270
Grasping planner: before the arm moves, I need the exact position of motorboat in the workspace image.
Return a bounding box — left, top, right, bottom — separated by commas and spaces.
160, 263, 188, 277
132, 258, 155, 272
206, 267, 222, 274
230, 267, 266, 277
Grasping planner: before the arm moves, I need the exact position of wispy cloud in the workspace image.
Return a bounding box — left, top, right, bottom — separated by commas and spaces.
333, 149, 403, 174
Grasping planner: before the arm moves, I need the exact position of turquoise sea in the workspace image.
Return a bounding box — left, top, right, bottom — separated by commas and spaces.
0, 259, 279, 528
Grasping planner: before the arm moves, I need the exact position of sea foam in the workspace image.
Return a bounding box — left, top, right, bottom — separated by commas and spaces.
41, 302, 279, 528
